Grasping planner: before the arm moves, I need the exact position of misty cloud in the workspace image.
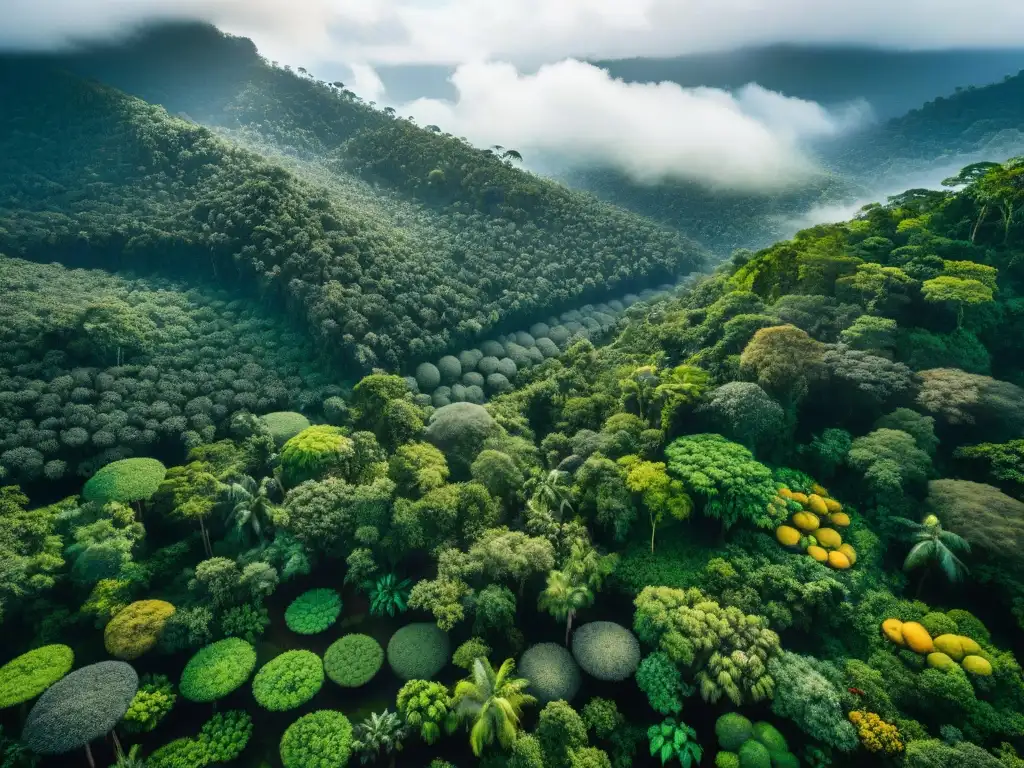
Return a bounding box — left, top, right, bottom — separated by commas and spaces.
5, 0, 1024, 67
395, 60, 871, 191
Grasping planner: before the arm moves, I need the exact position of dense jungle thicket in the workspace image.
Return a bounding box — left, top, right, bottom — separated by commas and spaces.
1, 22, 1024, 768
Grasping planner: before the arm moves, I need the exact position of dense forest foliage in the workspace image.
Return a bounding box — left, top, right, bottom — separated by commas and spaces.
2, 21, 1024, 768
0, 126, 1023, 768
0, 33, 702, 373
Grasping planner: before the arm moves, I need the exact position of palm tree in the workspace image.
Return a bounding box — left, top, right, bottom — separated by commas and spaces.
351, 710, 408, 767
538, 568, 593, 645
893, 514, 970, 595
530, 469, 574, 520
222, 475, 281, 547
502, 149, 524, 163
454, 658, 536, 756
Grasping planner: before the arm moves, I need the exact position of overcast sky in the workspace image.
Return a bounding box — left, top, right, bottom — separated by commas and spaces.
6, 0, 1024, 65
4, 0, 1022, 191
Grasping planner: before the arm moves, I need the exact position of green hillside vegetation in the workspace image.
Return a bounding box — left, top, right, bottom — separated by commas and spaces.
0, 154, 1022, 766
832, 69, 1024, 174
0, 28, 703, 372
0, 257, 339, 487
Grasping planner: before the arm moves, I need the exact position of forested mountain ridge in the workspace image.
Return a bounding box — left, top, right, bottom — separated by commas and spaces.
0, 154, 1023, 768
828, 69, 1024, 175
0, 40, 703, 374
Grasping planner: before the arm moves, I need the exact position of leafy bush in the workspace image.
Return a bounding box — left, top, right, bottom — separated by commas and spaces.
324, 634, 384, 688
636, 651, 687, 715
261, 412, 312, 446
252, 650, 324, 711
219, 603, 270, 643
284, 588, 342, 635
0, 644, 74, 709
103, 599, 176, 660
280, 427, 354, 486
366, 574, 412, 617
82, 458, 167, 504
423, 403, 500, 472
179, 638, 257, 703
148, 737, 208, 768
453, 637, 492, 671
22, 661, 138, 756
198, 709, 253, 762
768, 653, 859, 752
715, 713, 754, 751
519, 643, 583, 703
280, 710, 353, 768
396, 680, 456, 744
121, 674, 176, 734
387, 623, 451, 680
571, 622, 641, 682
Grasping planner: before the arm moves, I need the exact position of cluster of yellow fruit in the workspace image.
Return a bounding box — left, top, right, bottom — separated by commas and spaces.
848, 710, 903, 755
881, 618, 993, 676
773, 484, 856, 569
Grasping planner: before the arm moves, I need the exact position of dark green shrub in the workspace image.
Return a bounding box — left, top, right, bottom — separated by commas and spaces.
519, 643, 582, 703
716, 713, 754, 752
22, 661, 138, 756
387, 623, 450, 680
324, 634, 384, 688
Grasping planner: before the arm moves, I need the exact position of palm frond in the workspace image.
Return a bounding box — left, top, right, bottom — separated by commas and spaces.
903, 540, 936, 572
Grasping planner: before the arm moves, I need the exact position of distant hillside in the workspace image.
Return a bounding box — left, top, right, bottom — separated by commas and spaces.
0, 26, 703, 373
568, 68, 1024, 255
827, 68, 1024, 175
595, 46, 1024, 119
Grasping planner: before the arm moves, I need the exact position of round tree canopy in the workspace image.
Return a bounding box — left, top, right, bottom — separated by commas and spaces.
324, 634, 384, 688
252, 650, 324, 712
82, 458, 167, 504
104, 600, 176, 660
519, 643, 582, 703
0, 645, 74, 709
23, 661, 138, 755
572, 622, 641, 682
180, 638, 257, 703
284, 589, 342, 635
387, 623, 450, 680
280, 710, 353, 768
261, 411, 312, 446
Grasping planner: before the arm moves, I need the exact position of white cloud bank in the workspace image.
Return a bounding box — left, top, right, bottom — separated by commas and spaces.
5, 0, 1024, 66
396, 60, 871, 190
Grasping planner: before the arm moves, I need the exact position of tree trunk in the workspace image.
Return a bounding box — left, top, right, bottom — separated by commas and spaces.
915, 569, 930, 600
650, 513, 657, 553
110, 729, 122, 755
565, 610, 575, 647
84, 743, 96, 768
971, 203, 988, 243
198, 516, 212, 557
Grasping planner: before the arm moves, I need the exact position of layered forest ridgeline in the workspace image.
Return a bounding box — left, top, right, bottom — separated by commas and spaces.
567, 65, 1024, 255
0, 26, 703, 374
0, 151, 1022, 768
0, 257, 342, 490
